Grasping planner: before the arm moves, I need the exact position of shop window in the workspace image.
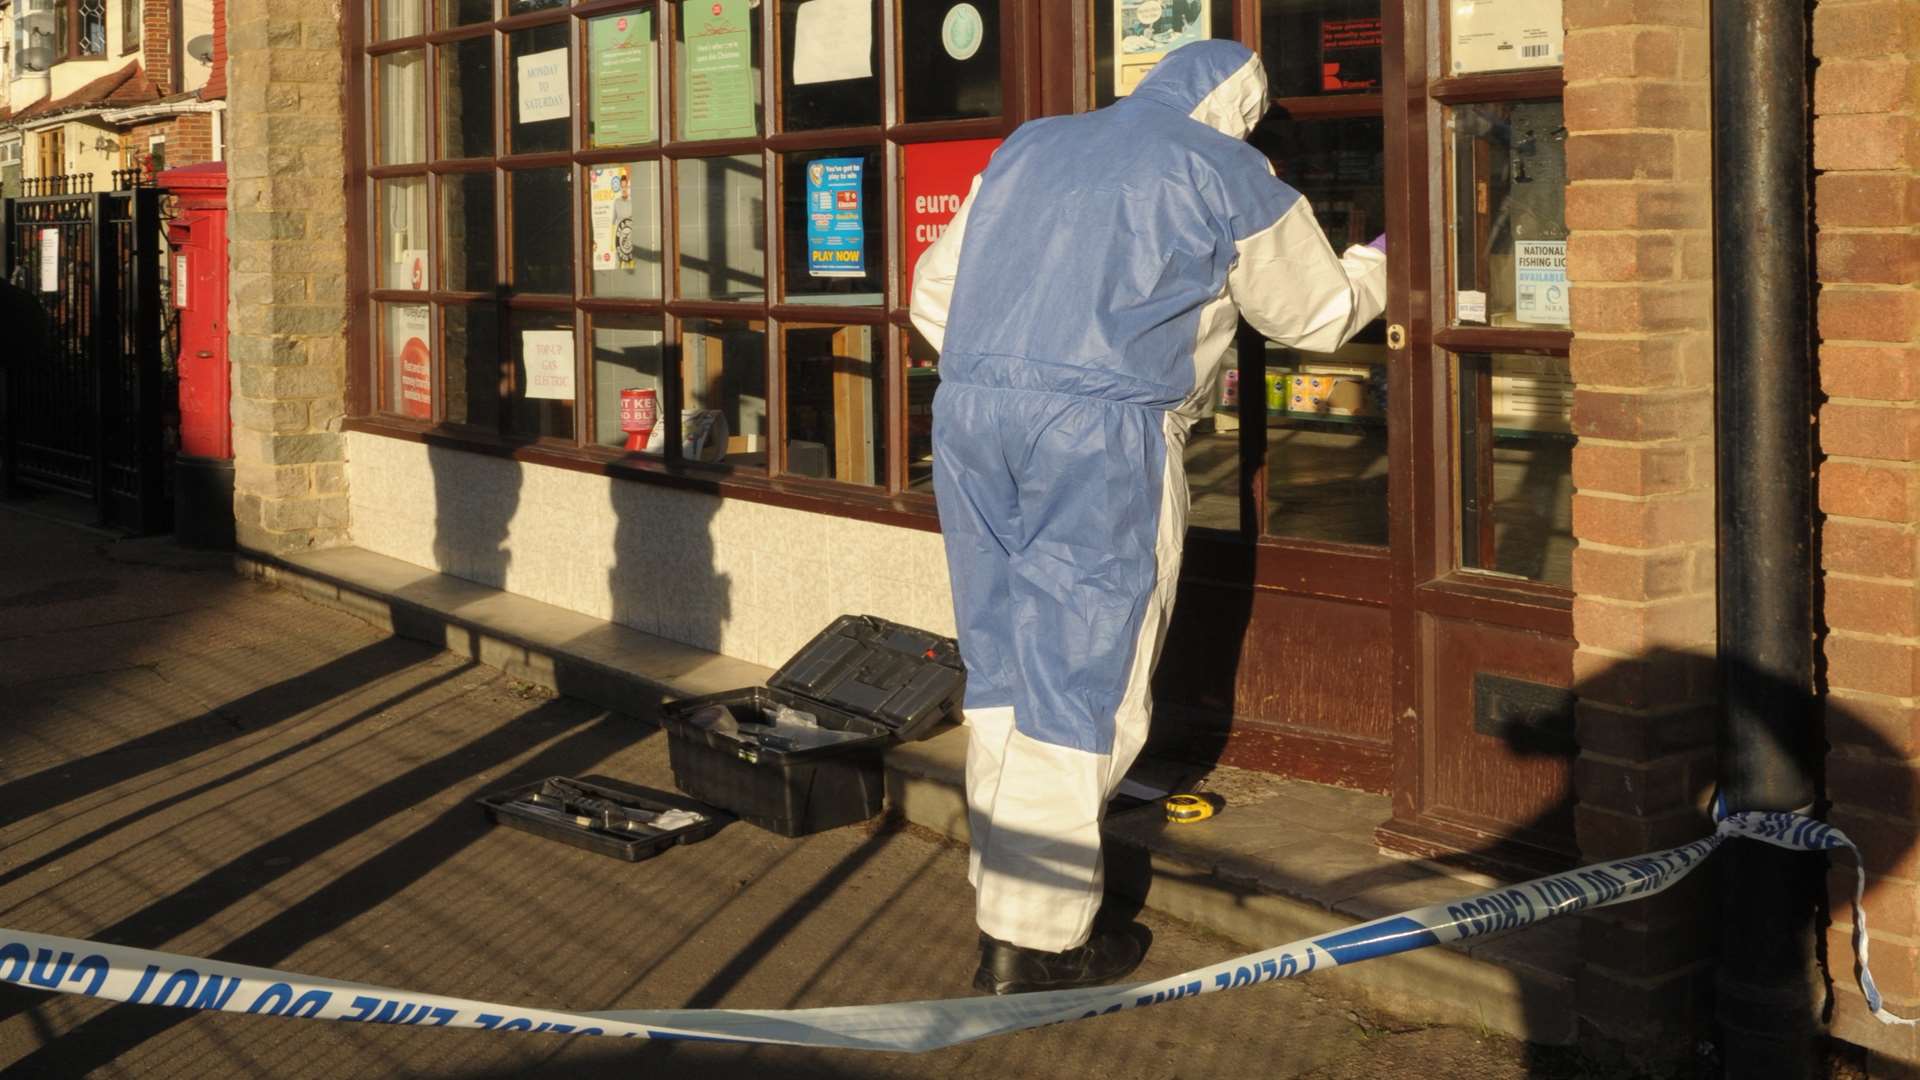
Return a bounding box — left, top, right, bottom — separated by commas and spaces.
676, 155, 766, 302
377, 0, 424, 40
778, 0, 880, 132
509, 23, 572, 155
681, 318, 770, 470
440, 171, 496, 293
118, 0, 137, 53
377, 177, 431, 291
1182, 334, 1242, 533
674, 0, 764, 142
509, 167, 572, 294
438, 36, 495, 159
904, 327, 939, 492
1455, 353, 1573, 585
587, 10, 658, 149
591, 314, 666, 452
588, 161, 663, 299
509, 0, 564, 15
1090, 0, 1233, 108
1449, 100, 1568, 328
783, 323, 884, 485
377, 51, 427, 165
444, 305, 502, 430
781, 148, 883, 305
443, 0, 493, 26
1260, 0, 1380, 98
509, 311, 577, 440
901, 0, 1002, 122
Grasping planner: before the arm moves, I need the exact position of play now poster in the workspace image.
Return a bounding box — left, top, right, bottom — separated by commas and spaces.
806, 157, 865, 278
902, 138, 999, 294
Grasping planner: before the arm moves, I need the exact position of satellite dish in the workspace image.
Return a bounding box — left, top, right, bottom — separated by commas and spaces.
186, 34, 213, 62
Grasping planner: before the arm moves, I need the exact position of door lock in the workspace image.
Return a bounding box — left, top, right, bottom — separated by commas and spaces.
1386, 323, 1407, 350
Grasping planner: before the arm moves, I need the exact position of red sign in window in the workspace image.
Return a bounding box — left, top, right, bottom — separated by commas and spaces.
902, 138, 1001, 299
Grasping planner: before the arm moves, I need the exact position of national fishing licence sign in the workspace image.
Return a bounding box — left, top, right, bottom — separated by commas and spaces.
806, 157, 866, 278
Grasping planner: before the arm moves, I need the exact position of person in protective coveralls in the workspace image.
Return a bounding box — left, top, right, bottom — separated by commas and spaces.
908, 39, 1388, 996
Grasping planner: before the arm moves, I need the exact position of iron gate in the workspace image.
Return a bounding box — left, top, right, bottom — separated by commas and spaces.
2, 173, 168, 533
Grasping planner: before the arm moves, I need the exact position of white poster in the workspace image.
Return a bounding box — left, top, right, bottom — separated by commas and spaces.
1450, 0, 1563, 75
1457, 290, 1487, 324
589, 165, 634, 272
793, 0, 873, 85
522, 330, 576, 400
37, 229, 58, 293
1514, 239, 1569, 325
516, 48, 571, 123
1114, 0, 1211, 97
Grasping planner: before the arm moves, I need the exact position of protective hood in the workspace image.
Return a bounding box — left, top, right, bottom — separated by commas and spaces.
1127, 39, 1269, 141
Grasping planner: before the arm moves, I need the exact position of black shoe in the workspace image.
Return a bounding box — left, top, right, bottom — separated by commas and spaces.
972, 927, 1147, 995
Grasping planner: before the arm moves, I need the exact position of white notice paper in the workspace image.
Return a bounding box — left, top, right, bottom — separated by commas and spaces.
174, 254, 189, 309
1450, 0, 1564, 75
522, 330, 576, 400
1458, 290, 1488, 324
38, 229, 58, 293
792, 0, 873, 85
516, 48, 571, 124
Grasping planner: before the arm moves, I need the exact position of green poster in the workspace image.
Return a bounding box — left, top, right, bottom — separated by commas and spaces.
590, 11, 654, 147
682, 0, 756, 140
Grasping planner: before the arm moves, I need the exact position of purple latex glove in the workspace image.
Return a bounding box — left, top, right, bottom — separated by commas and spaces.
1367, 233, 1388, 253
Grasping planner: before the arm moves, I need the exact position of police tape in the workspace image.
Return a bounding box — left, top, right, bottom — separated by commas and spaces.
0, 810, 1910, 1052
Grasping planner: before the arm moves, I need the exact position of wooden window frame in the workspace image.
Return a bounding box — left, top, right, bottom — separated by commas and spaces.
59, 0, 106, 58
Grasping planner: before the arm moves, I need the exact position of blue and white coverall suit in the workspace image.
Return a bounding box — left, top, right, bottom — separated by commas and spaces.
908, 40, 1389, 953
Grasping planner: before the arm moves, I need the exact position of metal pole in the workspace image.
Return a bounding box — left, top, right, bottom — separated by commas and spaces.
1712, 0, 1819, 1076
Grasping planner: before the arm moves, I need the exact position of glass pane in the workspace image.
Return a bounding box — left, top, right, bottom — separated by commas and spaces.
782, 148, 883, 304
904, 327, 939, 492
783, 322, 884, 485
509, 167, 572, 294
377, 0, 425, 39
380, 303, 435, 418
509, 311, 576, 440
1457, 353, 1574, 585
1184, 334, 1242, 532
778, 0, 879, 131
1260, 0, 1381, 98
680, 318, 769, 470
1253, 114, 1388, 545
438, 36, 495, 159
377, 51, 428, 164
377, 177, 431, 290
587, 9, 658, 148
508, 0, 564, 15
1092, 0, 1232, 108
591, 313, 666, 452
442, 0, 493, 26
901, 0, 1001, 122
508, 23, 571, 154
676, 155, 766, 302
675, 0, 764, 140
441, 171, 496, 292
588, 161, 662, 298
77, 0, 104, 53
444, 304, 502, 430
1450, 100, 1568, 328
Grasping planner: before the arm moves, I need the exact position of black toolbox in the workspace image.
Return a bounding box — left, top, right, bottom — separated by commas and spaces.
659, 615, 965, 837
477, 775, 731, 861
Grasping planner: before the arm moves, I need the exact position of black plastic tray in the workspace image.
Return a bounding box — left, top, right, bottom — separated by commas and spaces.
476, 775, 730, 861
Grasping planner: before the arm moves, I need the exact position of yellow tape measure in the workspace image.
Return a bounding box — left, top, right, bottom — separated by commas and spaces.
1164, 794, 1215, 824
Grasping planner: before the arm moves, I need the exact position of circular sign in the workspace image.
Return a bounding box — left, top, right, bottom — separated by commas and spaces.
942, 3, 984, 62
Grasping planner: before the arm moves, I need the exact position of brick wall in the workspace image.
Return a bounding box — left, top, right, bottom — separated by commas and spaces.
224, 1, 350, 552
143, 0, 173, 94
1562, 0, 1719, 1049
1815, 0, 1920, 1065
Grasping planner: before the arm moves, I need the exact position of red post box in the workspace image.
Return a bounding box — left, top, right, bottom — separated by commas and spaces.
157, 162, 234, 548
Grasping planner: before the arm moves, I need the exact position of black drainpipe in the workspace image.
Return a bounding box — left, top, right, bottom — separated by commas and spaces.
1712, 0, 1820, 1076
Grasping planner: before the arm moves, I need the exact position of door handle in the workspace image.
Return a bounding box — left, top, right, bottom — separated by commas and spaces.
1386, 324, 1407, 350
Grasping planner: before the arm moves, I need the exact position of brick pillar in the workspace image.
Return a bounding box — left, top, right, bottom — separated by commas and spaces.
1562, 0, 1720, 1049
1815, 0, 1920, 1064
224, 2, 351, 552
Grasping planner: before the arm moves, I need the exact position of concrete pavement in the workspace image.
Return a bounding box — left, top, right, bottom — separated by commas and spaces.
0, 507, 1611, 1078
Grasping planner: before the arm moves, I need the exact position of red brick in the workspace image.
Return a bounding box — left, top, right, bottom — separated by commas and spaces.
1573, 804, 1712, 860
1823, 402, 1920, 460
1567, 132, 1676, 181
1564, 0, 1706, 30
1565, 27, 1682, 80
1821, 460, 1919, 523
1564, 81, 1710, 133
1567, 232, 1679, 282
1827, 635, 1920, 699
1819, 232, 1920, 286
1829, 692, 1920, 758
1833, 981, 1920, 1061
1814, 0, 1914, 61
1832, 752, 1920, 819
1570, 283, 1711, 333
1575, 752, 1702, 817
1566, 183, 1709, 231
1572, 443, 1695, 498
1573, 390, 1711, 441
1834, 805, 1920, 882
1816, 114, 1916, 172
1817, 173, 1913, 229
1574, 652, 1715, 717
1568, 335, 1689, 388
1573, 492, 1714, 547
1821, 288, 1920, 344
1827, 575, 1920, 637
1816, 58, 1916, 115
1831, 868, 1920, 940
1831, 925, 1920, 1002
1822, 345, 1920, 402
1574, 595, 1715, 653
1825, 519, 1920, 579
